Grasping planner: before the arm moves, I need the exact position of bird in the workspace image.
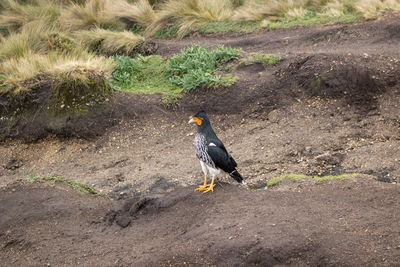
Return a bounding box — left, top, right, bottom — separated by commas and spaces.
188, 111, 245, 193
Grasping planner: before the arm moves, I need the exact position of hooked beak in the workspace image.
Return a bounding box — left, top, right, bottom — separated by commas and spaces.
188, 117, 195, 124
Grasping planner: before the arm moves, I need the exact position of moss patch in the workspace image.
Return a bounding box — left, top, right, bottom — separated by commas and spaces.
245, 53, 281, 66
314, 173, 366, 183
267, 174, 309, 187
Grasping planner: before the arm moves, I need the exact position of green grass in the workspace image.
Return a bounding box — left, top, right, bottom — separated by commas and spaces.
111, 54, 181, 95
153, 24, 180, 39
153, 13, 360, 37
111, 44, 241, 100
266, 12, 361, 30
0, 74, 7, 88
266, 173, 374, 188
27, 175, 102, 195
198, 20, 263, 34
246, 53, 281, 66
152, 12, 360, 37
151, 7, 361, 37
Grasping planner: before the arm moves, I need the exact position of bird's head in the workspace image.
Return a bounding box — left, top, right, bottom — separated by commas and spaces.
188, 110, 209, 127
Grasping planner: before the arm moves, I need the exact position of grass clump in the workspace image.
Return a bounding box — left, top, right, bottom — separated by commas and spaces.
246, 53, 281, 66
266, 11, 360, 30
0, 19, 55, 61
0, 0, 61, 31
59, 0, 124, 31
111, 44, 241, 100
27, 175, 102, 195
149, 0, 234, 38
314, 173, 366, 183
109, 0, 156, 30
74, 28, 145, 56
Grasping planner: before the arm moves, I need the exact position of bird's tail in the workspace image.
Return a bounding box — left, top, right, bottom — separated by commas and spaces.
229, 170, 245, 184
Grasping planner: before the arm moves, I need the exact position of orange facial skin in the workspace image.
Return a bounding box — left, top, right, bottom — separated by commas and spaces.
192, 117, 203, 126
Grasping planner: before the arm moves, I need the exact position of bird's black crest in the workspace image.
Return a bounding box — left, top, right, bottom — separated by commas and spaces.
193, 110, 207, 119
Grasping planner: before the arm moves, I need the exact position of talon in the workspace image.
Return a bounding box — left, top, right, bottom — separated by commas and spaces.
202, 182, 215, 193
196, 184, 210, 191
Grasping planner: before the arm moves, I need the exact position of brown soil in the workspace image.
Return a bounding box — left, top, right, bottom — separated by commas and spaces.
1, 179, 399, 266
1, 14, 400, 265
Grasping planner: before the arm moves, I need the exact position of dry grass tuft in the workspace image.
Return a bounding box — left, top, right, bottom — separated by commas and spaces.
233, 0, 310, 22
74, 28, 145, 56
110, 0, 156, 28
149, 0, 233, 38
0, 50, 114, 91
322, 0, 348, 17
59, 0, 124, 31
0, 19, 54, 60
0, 0, 60, 30
355, 0, 400, 18
233, 0, 400, 22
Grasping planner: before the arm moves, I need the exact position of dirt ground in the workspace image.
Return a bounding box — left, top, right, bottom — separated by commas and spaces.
1, 14, 400, 266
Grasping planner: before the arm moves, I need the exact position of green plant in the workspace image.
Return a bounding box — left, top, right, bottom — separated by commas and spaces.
111, 45, 240, 99
152, 24, 179, 38
166, 44, 241, 90
24, 169, 35, 179
0, 74, 7, 88
311, 73, 324, 96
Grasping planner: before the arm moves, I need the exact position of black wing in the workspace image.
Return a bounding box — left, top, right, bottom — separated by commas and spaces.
207, 140, 237, 173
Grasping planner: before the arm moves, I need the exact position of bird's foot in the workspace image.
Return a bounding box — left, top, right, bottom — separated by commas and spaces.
195, 184, 210, 191
202, 183, 215, 193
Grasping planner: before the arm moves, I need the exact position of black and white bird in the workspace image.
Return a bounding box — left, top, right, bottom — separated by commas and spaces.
189, 111, 245, 193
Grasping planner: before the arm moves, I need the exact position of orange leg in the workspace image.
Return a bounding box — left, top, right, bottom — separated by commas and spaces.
202, 177, 215, 193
